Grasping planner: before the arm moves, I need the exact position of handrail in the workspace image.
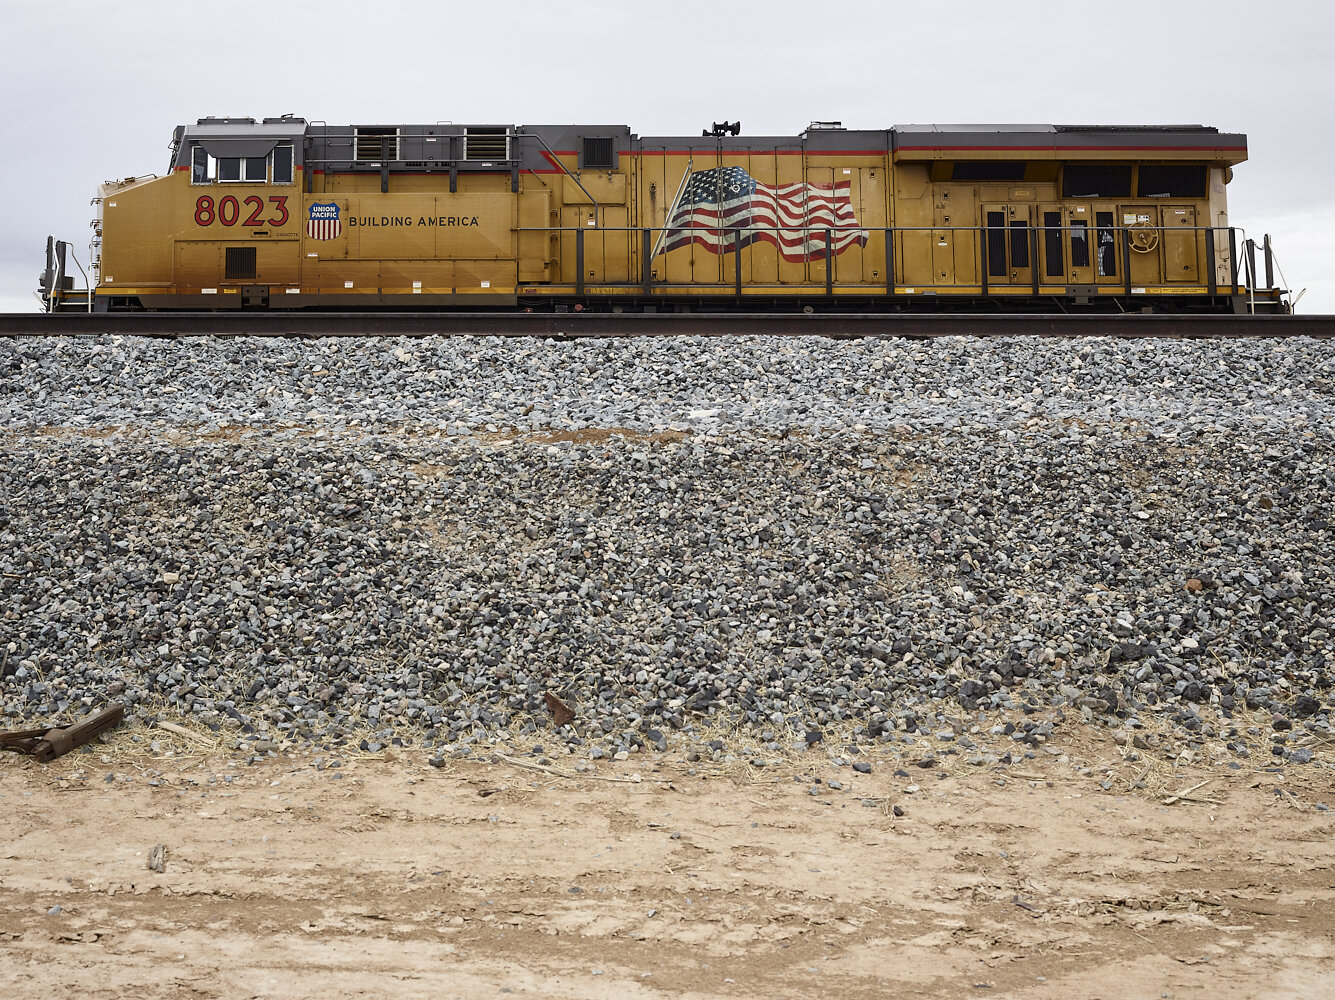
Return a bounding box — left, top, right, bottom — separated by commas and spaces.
299, 132, 604, 222
515, 133, 600, 226
511, 224, 1281, 298
43, 220, 1287, 309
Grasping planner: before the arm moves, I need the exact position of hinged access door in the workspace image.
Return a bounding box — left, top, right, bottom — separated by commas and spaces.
1064, 204, 1094, 285
1094, 208, 1120, 284
983, 203, 1032, 287
931, 186, 974, 287
1122, 205, 1161, 286
1161, 205, 1199, 282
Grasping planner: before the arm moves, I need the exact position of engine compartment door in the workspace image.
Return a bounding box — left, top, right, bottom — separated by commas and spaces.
1161, 205, 1199, 282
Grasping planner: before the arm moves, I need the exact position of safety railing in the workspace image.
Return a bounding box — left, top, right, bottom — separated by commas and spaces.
517, 224, 1285, 305
36, 237, 93, 313
301, 131, 602, 208
37, 223, 1287, 312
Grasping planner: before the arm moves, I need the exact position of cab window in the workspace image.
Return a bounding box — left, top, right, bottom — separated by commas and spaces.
190, 144, 288, 184
272, 144, 294, 184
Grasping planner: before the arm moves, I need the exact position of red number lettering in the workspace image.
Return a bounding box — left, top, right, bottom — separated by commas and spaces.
194, 195, 214, 226
243, 196, 265, 226
267, 195, 289, 227
218, 195, 239, 226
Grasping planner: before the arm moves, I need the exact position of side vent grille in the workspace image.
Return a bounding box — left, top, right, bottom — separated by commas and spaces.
952, 161, 1026, 182
225, 247, 257, 280
582, 137, 615, 170
354, 128, 399, 162
464, 128, 510, 162
1062, 164, 1132, 198
1137, 165, 1206, 198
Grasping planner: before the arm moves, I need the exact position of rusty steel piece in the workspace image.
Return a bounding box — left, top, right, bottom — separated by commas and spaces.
543, 691, 575, 727
0, 703, 124, 763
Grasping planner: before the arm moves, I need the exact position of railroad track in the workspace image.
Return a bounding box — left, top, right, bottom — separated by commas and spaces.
2, 311, 1332, 339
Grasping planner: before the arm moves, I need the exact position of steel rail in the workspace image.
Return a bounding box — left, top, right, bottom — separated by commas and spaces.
1, 312, 1332, 339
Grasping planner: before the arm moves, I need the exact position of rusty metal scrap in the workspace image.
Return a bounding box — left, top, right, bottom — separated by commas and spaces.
543, 692, 575, 727
0, 703, 124, 763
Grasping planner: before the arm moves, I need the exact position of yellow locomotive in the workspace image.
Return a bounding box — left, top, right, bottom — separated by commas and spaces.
39, 116, 1288, 312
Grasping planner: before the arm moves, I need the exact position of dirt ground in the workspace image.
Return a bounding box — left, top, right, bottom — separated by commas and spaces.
1, 724, 1332, 1000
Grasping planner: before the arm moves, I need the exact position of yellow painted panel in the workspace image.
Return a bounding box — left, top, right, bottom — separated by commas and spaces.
584, 208, 631, 283
173, 242, 218, 289
860, 165, 889, 284
379, 261, 453, 293
1162, 206, 1199, 283
101, 178, 176, 286
564, 172, 627, 204
831, 164, 868, 284
558, 206, 583, 283
253, 243, 300, 284
312, 261, 383, 292
517, 190, 550, 282
1124, 204, 1162, 286
318, 193, 516, 261
454, 260, 516, 288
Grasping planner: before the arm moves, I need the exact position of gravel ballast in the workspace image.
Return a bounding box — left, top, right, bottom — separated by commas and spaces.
2, 335, 1332, 764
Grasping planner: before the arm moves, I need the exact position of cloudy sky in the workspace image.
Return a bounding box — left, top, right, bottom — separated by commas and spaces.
3, 0, 1330, 313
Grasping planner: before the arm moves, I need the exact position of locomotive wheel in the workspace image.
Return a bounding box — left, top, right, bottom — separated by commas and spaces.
1130, 222, 1160, 253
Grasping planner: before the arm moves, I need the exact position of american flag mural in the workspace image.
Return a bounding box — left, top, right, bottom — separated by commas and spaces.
306, 202, 342, 241
658, 166, 868, 261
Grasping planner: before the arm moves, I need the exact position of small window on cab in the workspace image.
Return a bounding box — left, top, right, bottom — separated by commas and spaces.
217, 157, 241, 182
272, 144, 294, 184
243, 157, 267, 182
191, 146, 208, 184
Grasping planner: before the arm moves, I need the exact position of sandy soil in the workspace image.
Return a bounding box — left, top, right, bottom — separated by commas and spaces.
1, 725, 1332, 1000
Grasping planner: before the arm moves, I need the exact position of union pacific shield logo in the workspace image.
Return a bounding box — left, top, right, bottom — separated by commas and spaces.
307, 202, 341, 240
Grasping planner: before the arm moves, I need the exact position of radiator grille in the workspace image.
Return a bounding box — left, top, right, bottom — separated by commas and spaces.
354, 128, 399, 161
582, 137, 615, 169
225, 246, 256, 280
464, 128, 510, 161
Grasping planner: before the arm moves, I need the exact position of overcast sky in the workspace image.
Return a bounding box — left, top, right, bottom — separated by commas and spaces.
2, 0, 1330, 313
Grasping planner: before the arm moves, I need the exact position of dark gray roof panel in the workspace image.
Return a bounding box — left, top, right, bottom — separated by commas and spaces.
892, 123, 1245, 157
629, 131, 889, 152
168, 119, 1249, 172
175, 121, 306, 169
1052, 124, 1219, 133
633, 135, 807, 150
894, 124, 1059, 133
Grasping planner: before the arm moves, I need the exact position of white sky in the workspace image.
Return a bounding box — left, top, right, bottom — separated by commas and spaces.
2, 0, 1331, 313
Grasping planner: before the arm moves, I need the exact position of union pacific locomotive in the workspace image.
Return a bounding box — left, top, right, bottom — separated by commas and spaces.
38, 116, 1290, 313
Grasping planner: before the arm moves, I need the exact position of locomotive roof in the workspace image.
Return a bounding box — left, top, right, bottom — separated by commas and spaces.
170, 118, 1248, 170
891, 123, 1221, 132
178, 118, 1243, 140
889, 123, 1246, 163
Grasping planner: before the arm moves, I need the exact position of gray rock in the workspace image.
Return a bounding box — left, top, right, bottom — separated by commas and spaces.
1, 334, 1331, 769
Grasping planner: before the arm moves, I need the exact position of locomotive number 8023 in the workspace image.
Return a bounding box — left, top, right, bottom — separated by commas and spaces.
38, 115, 1290, 314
